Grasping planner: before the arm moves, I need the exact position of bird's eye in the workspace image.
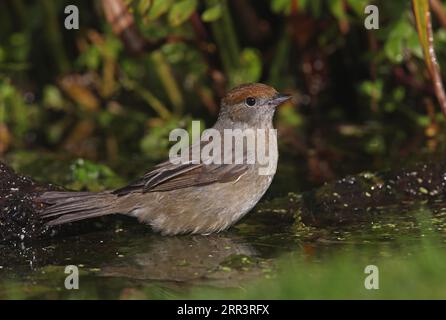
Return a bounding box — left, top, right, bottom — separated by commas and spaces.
245, 97, 256, 107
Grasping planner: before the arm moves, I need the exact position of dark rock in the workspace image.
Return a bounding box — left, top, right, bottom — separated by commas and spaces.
300, 162, 446, 226
0, 162, 59, 242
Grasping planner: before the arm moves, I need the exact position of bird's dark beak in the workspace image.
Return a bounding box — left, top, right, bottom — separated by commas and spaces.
270, 93, 292, 107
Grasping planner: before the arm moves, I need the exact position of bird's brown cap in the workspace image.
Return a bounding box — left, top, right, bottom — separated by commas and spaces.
222, 83, 279, 106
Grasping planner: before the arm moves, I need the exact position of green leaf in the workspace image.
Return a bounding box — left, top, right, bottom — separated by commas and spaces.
412, 0, 430, 69
407, 27, 423, 59
329, 0, 346, 21
201, 4, 222, 22
360, 80, 383, 101
137, 0, 152, 15
271, 0, 292, 14
140, 118, 184, 160
384, 18, 411, 63
278, 105, 303, 127
384, 40, 403, 63
147, 0, 173, 20
346, 0, 368, 16
240, 48, 262, 82
168, 0, 197, 27
43, 85, 64, 110
230, 48, 262, 86
68, 159, 123, 191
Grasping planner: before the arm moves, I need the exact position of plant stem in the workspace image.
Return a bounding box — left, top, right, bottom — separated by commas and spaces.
151, 51, 184, 115
413, 0, 446, 117
41, 0, 70, 73
121, 77, 172, 120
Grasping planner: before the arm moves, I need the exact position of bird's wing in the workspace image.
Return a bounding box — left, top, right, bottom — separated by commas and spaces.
113, 162, 248, 195
113, 139, 249, 195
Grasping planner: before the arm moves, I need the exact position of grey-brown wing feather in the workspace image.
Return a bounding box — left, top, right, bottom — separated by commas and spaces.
113, 162, 248, 195
113, 136, 251, 195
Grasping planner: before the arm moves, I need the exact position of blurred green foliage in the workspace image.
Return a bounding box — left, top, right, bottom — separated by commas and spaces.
1, 0, 446, 185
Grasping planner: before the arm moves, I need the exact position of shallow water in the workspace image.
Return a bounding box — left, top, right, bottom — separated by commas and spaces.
1, 155, 446, 299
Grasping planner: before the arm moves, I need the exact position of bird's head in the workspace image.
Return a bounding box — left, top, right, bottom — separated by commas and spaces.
218, 83, 291, 127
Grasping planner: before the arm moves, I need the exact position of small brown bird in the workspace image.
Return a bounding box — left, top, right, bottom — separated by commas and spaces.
39, 83, 291, 235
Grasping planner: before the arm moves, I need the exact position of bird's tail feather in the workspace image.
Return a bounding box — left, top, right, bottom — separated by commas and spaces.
39, 191, 117, 226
